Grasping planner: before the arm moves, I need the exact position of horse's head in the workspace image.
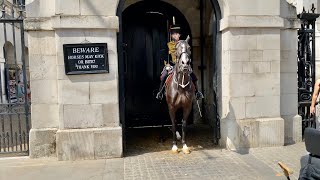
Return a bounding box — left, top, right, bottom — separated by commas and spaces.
177, 52, 191, 74
176, 36, 192, 74
176, 36, 191, 57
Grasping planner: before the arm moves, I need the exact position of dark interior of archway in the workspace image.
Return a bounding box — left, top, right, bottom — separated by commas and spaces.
122, 1, 192, 128
120, 0, 221, 154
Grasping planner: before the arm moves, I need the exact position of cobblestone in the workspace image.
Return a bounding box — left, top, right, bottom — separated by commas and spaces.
124, 150, 276, 180
124, 143, 307, 180
0, 126, 308, 180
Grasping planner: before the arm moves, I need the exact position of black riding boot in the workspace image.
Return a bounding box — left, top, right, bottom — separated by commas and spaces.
193, 81, 204, 100
156, 79, 165, 100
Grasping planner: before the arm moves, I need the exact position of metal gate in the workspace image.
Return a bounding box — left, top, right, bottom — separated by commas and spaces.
0, 1, 30, 155
297, 5, 319, 135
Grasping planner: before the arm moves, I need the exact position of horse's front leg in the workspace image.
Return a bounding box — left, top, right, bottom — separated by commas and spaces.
168, 107, 178, 153
182, 105, 192, 154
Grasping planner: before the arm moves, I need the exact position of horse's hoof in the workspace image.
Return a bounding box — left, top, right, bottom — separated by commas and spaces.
172, 149, 179, 154
183, 145, 191, 154
172, 145, 179, 153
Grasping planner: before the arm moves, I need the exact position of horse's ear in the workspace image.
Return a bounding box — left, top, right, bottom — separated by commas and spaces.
186, 35, 190, 43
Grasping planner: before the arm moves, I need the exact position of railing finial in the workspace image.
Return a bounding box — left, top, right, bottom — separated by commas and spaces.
311, 3, 316, 13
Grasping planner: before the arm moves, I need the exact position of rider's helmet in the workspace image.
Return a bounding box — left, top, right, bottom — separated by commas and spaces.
169, 24, 181, 34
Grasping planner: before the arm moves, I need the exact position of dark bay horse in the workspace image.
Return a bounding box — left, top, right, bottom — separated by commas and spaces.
165, 36, 194, 154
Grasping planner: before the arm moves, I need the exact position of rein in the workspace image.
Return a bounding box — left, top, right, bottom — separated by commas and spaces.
173, 71, 190, 89
173, 51, 191, 89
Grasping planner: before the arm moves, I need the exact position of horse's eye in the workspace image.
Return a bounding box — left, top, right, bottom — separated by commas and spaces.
182, 61, 184, 64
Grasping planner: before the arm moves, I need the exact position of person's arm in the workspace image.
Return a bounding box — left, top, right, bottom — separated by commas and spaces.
310, 79, 320, 115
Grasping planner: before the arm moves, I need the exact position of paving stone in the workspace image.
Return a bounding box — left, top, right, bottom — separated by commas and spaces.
124, 142, 306, 180
0, 137, 307, 180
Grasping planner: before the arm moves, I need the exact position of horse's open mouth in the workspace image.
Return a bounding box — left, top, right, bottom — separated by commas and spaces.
179, 66, 188, 72
183, 68, 189, 73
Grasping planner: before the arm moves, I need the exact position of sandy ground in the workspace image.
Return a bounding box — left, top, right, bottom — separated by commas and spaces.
125, 123, 219, 155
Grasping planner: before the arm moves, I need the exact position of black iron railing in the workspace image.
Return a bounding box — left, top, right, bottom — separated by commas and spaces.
0, 1, 29, 155
297, 4, 319, 135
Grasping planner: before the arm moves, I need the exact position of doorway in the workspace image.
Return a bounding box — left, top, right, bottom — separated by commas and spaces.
120, 1, 192, 128
117, 0, 222, 152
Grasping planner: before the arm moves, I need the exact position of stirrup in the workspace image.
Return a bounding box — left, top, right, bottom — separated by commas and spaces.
156, 92, 163, 100
196, 91, 204, 100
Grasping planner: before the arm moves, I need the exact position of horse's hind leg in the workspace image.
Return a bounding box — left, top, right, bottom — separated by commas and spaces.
182, 107, 192, 154
168, 109, 178, 153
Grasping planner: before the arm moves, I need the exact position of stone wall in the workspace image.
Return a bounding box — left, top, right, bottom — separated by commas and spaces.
219, 0, 301, 149
26, 0, 122, 160
25, 0, 304, 159
280, 1, 302, 144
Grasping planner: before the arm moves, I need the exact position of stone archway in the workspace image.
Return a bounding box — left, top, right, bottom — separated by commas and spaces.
117, 0, 223, 149
118, 0, 302, 151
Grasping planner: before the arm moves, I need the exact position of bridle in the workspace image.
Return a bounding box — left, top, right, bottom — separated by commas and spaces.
173, 41, 192, 89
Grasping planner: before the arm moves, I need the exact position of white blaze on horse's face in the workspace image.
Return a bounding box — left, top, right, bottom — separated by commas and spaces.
179, 53, 191, 72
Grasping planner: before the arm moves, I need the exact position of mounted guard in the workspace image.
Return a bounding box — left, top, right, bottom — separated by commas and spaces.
155, 23, 204, 100
154, 20, 204, 154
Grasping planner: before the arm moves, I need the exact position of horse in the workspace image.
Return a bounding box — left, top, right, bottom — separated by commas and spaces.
165, 36, 194, 154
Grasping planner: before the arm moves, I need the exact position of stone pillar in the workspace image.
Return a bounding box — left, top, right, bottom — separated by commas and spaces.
26, 0, 122, 160
219, 0, 287, 150
280, 1, 302, 144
